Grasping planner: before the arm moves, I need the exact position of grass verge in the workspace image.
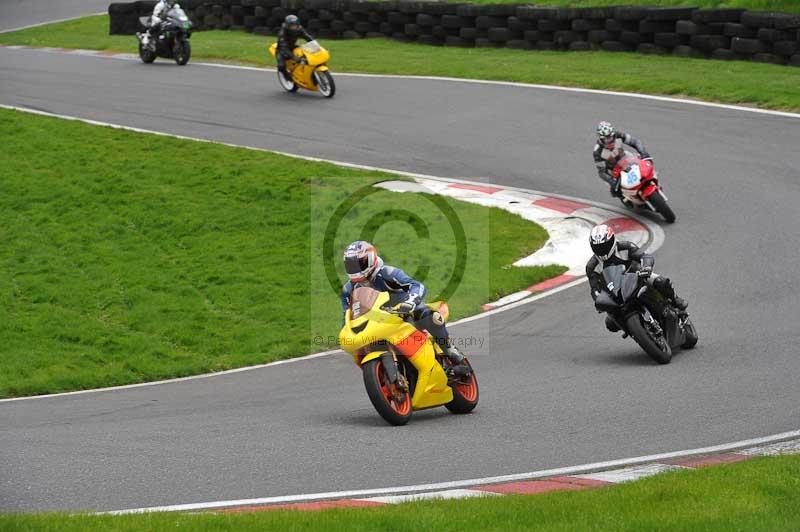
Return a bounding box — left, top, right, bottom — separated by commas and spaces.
2, 454, 800, 530
1, 15, 799, 111
0, 108, 563, 397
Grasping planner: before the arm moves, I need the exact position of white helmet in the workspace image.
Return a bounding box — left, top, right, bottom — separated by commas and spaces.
597, 121, 615, 146
590, 224, 617, 260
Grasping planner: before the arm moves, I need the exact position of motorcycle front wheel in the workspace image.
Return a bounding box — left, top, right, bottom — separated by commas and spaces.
362, 358, 412, 426
649, 190, 676, 224
313, 70, 336, 98
173, 38, 191, 65
277, 70, 298, 93
626, 313, 672, 364
138, 42, 156, 64
444, 358, 479, 414
681, 317, 699, 349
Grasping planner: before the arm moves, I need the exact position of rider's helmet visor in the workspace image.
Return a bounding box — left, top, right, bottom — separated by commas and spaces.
344, 255, 370, 275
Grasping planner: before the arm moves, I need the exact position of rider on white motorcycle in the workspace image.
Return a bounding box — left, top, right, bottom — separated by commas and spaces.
141, 0, 176, 49
593, 121, 652, 202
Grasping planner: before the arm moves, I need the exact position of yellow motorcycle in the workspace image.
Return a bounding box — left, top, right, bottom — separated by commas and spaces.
339, 287, 478, 426
268, 40, 335, 98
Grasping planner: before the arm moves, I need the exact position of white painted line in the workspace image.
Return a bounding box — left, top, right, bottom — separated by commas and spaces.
0, 103, 661, 402
574, 463, 688, 483
0, 13, 106, 35
2, 43, 799, 120
102, 430, 800, 514
358, 489, 498, 504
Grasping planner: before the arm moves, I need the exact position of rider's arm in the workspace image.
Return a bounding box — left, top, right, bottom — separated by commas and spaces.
619, 241, 655, 269
341, 281, 353, 313
277, 26, 290, 51
620, 132, 651, 159
153, 0, 167, 19
586, 257, 604, 299
585, 255, 599, 278
383, 266, 426, 302
301, 28, 314, 42
593, 144, 614, 183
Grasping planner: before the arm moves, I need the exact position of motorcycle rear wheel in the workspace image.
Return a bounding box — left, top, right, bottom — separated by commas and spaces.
649, 190, 676, 224
138, 42, 156, 64
277, 70, 298, 93
444, 358, 479, 414
626, 313, 673, 364
681, 317, 699, 349
362, 358, 412, 426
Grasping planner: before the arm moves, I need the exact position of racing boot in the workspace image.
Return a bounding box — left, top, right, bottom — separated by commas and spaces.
654, 277, 688, 316
445, 345, 471, 379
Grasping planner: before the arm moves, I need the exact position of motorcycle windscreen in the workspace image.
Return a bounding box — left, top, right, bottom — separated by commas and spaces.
601, 264, 627, 301
616, 153, 639, 171
301, 40, 322, 53
167, 7, 189, 21
620, 272, 641, 302
350, 286, 381, 319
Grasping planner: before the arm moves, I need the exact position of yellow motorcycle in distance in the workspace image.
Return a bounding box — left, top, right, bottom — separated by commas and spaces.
268, 40, 335, 98
339, 287, 478, 426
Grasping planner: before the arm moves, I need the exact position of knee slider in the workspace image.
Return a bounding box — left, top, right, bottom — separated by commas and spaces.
431, 311, 445, 326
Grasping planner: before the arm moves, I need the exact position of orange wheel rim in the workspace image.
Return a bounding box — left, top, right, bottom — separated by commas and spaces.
455, 363, 478, 402
377, 361, 410, 415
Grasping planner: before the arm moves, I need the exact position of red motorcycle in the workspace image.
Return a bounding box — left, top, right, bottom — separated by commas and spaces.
612, 152, 676, 223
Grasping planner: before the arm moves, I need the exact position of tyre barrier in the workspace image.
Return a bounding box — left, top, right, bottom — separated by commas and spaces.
108, 1, 800, 66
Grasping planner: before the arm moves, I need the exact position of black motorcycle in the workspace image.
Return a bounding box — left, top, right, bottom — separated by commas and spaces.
594, 264, 698, 364
136, 5, 192, 65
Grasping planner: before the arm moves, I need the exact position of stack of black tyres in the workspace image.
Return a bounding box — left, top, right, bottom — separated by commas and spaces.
107, 1, 800, 66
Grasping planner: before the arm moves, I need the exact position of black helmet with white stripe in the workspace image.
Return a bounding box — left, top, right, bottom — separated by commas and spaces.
590, 224, 617, 260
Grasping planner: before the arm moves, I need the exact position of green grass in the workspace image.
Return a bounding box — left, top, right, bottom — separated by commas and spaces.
455, 0, 800, 12
0, 108, 563, 397
2, 454, 799, 531
2, 16, 799, 111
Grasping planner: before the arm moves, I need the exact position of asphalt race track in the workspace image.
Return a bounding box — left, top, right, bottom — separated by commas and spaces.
1, 5, 799, 512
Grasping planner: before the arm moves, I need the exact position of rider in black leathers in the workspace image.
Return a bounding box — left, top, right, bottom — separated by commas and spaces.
586, 224, 687, 333
276, 15, 314, 75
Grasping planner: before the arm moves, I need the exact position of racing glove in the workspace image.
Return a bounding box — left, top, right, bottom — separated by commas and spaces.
393, 294, 419, 315
637, 267, 653, 278
610, 179, 622, 198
